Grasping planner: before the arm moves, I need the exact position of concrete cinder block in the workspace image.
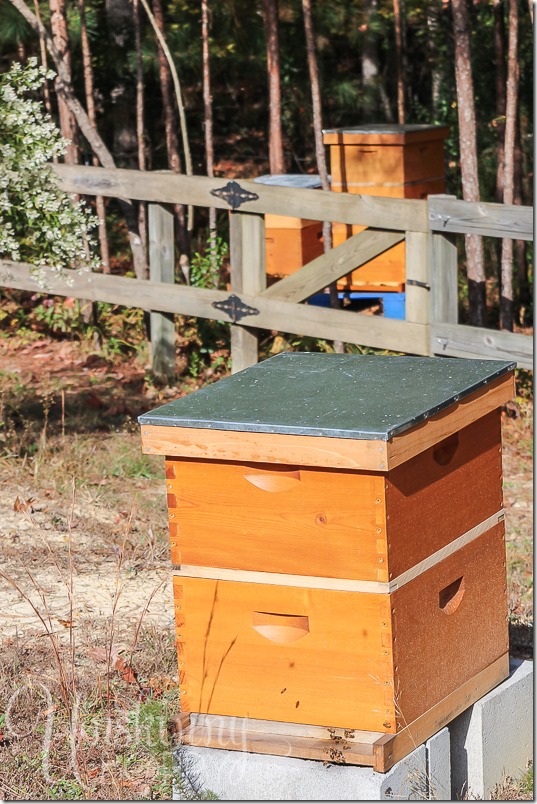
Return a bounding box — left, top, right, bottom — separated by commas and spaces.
450, 659, 533, 800
173, 742, 450, 801
425, 728, 451, 800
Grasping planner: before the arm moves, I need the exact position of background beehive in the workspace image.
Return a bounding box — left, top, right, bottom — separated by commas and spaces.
323, 124, 449, 292
253, 174, 324, 279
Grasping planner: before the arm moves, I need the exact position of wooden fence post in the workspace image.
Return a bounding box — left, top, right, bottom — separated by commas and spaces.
405, 232, 431, 346
229, 211, 266, 374
429, 232, 460, 357
149, 203, 176, 379
430, 233, 458, 324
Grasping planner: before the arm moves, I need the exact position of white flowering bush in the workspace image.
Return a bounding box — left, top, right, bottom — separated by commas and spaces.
0, 58, 98, 282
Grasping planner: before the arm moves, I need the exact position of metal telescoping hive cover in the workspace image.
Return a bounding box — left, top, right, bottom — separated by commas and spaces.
138, 353, 515, 442
322, 124, 446, 136
253, 174, 323, 189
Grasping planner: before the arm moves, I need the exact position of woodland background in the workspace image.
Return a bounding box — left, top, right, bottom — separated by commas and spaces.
0, 0, 533, 333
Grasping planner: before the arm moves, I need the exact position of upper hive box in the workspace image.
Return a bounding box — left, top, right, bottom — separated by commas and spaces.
253, 174, 324, 278
322, 124, 449, 292
139, 354, 515, 771
322, 124, 449, 196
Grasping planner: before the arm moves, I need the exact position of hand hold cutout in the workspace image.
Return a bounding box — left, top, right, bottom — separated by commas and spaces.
252, 612, 310, 644
433, 434, 459, 466
439, 576, 465, 615
243, 470, 301, 493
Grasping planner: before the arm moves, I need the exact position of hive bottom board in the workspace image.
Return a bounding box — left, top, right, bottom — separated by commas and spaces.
180, 652, 508, 772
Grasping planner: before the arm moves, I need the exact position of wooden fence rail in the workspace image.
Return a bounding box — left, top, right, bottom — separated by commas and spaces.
0, 164, 532, 373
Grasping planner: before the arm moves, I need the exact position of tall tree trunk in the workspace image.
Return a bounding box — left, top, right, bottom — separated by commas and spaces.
133, 0, 147, 257
105, 0, 148, 279
49, 0, 78, 164
500, 0, 519, 331
302, 0, 344, 353
362, 0, 393, 122
261, 0, 285, 174
202, 0, 216, 267
513, 119, 529, 309
151, 0, 189, 256
9, 0, 148, 279
393, 0, 406, 124
493, 0, 506, 204
105, 0, 138, 166
492, 0, 506, 291
426, 0, 442, 117
452, 0, 486, 326
34, 0, 53, 121
79, 0, 110, 273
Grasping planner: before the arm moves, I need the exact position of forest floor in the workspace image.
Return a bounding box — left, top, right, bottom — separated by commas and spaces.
0, 334, 533, 800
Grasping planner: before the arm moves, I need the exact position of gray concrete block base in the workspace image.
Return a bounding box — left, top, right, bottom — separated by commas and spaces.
449, 658, 533, 800
173, 731, 449, 801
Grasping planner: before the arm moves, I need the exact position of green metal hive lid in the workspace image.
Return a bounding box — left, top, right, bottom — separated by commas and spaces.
322, 124, 447, 135
138, 353, 514, 442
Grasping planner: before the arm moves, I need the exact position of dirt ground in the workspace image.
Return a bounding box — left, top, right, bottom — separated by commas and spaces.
0, 334, 532, 798
0, 337, 176, 645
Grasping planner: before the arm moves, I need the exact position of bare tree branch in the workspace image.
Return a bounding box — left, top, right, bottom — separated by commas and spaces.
9, 0, 114, 169
137, 0, 193, 231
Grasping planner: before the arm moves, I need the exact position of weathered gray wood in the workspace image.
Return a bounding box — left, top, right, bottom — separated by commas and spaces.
149, 204, 176, 378
52, 163, 429, 232
0, 259, 228, 318
238, 213, 266, 296
429, 195, 533, 240
431, 322, 532, 369
229, 212, 266, 372
430, 233, 458, 325
0, 259, 429, 356
404, 231, 430, 327
230, 326, 259, 374
262, 229, 403, 303
248, 295, 429, 356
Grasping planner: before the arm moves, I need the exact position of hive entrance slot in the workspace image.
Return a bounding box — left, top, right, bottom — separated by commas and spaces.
439, 576, 465, 614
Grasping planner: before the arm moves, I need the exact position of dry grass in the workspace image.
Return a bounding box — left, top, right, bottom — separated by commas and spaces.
0, 343, 218, 799
491, 764, 533, 800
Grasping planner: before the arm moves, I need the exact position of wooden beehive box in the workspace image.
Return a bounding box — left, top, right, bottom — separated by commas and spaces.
253, 174, 324, 278
322, 124, 449, 292
139, 353, 514, 772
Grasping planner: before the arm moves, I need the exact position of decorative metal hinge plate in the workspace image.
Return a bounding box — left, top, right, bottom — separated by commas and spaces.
406, 279, 430, 290
210, 181, 259, 210
212, 294, 260, 323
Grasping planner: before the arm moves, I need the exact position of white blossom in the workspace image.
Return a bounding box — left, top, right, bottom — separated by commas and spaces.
0, 58, 99, 285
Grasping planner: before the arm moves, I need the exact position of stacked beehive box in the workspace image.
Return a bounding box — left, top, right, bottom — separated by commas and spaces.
322, 124, 449, 292
253, 174, 324, 279
139, 353, 514, 772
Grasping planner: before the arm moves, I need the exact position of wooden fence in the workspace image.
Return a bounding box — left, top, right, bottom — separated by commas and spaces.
0, 163, 533, 373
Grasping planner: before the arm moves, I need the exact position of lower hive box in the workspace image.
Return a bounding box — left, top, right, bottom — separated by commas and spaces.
265, 214, 324, 279
174, 524, 507, 732
139, 353, 515, 771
